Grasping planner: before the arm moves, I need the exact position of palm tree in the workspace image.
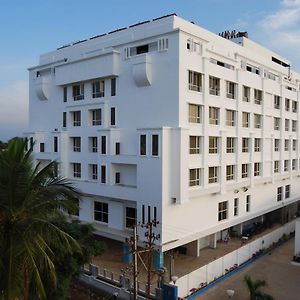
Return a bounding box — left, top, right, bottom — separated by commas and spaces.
0, 138, 81, 300
244, 275, 274, 300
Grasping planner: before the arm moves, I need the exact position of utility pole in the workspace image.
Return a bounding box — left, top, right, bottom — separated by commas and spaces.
143, 220, 160, 300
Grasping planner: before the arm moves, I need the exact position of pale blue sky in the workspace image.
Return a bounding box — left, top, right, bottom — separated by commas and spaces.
1, 0, 300, 140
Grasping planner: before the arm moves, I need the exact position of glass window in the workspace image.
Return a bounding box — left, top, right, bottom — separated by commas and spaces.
209, 107, 219, 125
73, 111, 81, 127
254, 162, 260, 176
226, 110, 235, 126
188, 70, 202, 92
209, 166, 218, 183
274, 95, 280, 109
218, 201, 228, 221
72, 84, 84, 100
274, 161, 280, 173
188, 104, 201, 123
89, 164, 98, 180
189, 168, 200, 186
242, 138, 249, 152
91, 109, 102, 126
254, 89, 263, 105
242, 164, 249, 178
209, 137, 219, 154
72, 137, 81, 152
111, 107, 116, 126
140, 135, 146, 155
242, 112, 250, 128
226, 81, 236, 99
94, 202, 108, 223
254, 138, 261, 152
226, 165, 235, 181
92, 80, 105, 98
209, 76, 220, 95
285, 185, 290, 198
246, 195, 250, 212
126, 207, 137, 228
254, 114, 262, 129
101, 165, 106, 183
243, 86, 250, 102
152, 135, 159, 156
111, 78, 116, 96
190, 136, 200, 154
73, 163, 81, 178
234, 198, 239, 216
226, 137, 235, 153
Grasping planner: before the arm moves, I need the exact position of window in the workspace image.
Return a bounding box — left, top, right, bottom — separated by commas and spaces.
254, 162, 261, 176
209, 106, 219, 125
136, 44, 149, 54
243, 86, 250, 102
274, 95, 280, 109
274, 161, 280, 173
101, 136, 106, 155
116, 142, 120, 155
274, 139, 280, 152
234, 198, 239, 216
92, 80, 105, 98
242, 137, 249, 152
152, 135, 159, 156
94, 202, 108, 223
246, 195, 250, 212
254, 114, 262, 129
292, 120, 297, 132
226, 81, 236, 99
285, 119, 290, 131
30, 137, 34, 150
285, 98, 290, 111
285, 185, 290, 198
254, 138, 261, 152
226, 110, 235, 126
209, 136, 219, 154
293, 139, 297, 151
73, 111, 81, 127
226, 137, 235, 153
218, 201, 228, 221
292, 159, 297, 171
292, 101, 298, 113
274, 117, 280, 130
90, 137, 98, 153
101, 165, 106, 183
73, 163, 81, 178
210, 58, 234, 70
111, 78, 116, 96
115, 172, 120, 184
277, 187, 282, 201
90, 164, 98, 180
189, 104, 201, 123
209, 76, 220, 95
72, 84, 84, 100
246, 64, 260, 75
63, 112, 67, 128
142, 205, 145, 224
111, 107, 116, 126
254, 89, 263, 105
242, 112, 250, 128
140, 135, 146, 155
72, 137, 81, 152
242, 163, 249, 178
54, 137, 58, 152
91, 109, 101, 126
189, 168, 200, 186
284, 139, 289, 151
226, 165, 235, 181
284, 160, 289, 172
188, 70, 202, 92
63, 87, 67, 102
208, 166, 218, 183
40, 143, 45, 153
126, 207, 137, 228
190, 136, 200, 154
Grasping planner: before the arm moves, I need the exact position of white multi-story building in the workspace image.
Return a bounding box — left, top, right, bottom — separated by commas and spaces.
27, 14, 300, 261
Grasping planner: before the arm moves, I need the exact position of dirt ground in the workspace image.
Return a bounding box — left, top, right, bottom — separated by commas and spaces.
194, 238, 300, 300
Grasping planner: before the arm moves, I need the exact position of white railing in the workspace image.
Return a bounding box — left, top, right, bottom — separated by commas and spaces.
176, 220, 296, 298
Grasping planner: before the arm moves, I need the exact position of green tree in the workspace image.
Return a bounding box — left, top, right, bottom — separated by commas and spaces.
244, 275, 274, 300
0, 138, 81, 300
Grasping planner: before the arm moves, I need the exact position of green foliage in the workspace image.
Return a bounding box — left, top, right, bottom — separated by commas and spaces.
244, 275, 274, 300
39, 221, 106, 300
0, 137, 81, 300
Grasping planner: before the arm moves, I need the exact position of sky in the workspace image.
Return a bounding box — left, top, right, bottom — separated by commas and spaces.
1, 0, 300, 141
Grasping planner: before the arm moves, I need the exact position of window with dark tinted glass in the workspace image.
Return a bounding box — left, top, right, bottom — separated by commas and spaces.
152, 135, 159, 156
63, 87, 67, 102
94, 202, 108, 223
115, 172, 120, 184
111, 78, 116, 96
63, 112, 67, 128
115, 142, 120, 155
111, 107, 116, 125
101, 165, 106, 183
126, 207, 137, 228
101, 136, 106, 154
136, 44, 149, 54
140, 135, 146, 155
40, 143, 45, 152
54, 136, 58, 152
